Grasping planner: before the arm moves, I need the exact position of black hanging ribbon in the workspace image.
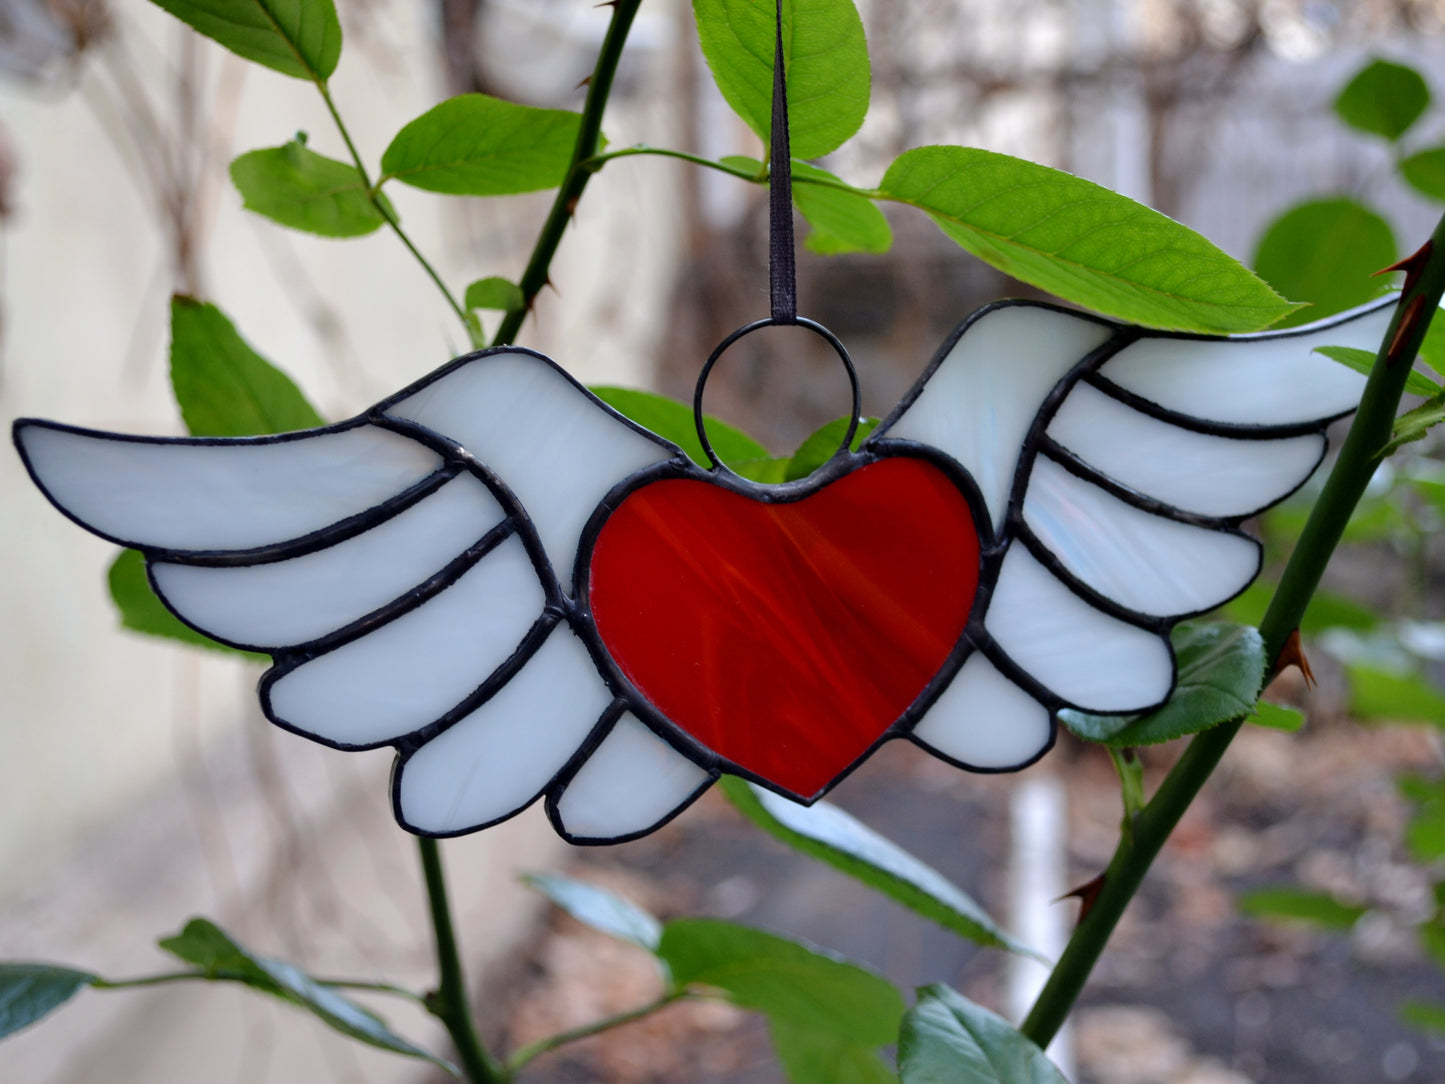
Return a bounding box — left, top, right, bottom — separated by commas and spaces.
768, 2, 797, 324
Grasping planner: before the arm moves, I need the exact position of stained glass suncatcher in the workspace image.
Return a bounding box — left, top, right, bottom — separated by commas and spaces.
13, 297, 1396, 844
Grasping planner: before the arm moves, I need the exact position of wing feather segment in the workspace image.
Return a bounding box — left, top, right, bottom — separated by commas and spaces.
15, 421, 442, 554
382, 350, 677, 582
895, 298, 1395, 768
15, 348, 699, 842
880, 305, 1115, 529
1096, 301, 1393, 427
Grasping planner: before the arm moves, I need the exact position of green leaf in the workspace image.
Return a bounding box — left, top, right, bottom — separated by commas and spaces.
158, 917, 277, 985
230, 141, 388, 238
719, 778, 1036, 958
1402, 147, 1445, 202
879, 146, 1298, 334
1421, 307, 1445, 379
1401, 1000, 1445, 1036
1247, 701, 1305, 732
1398, 773, 1445, 806
1409, 468, 1445, 518
148, 0, 341, 81
1408, 798, 1445, 863
740, 457, 794, 483
1265, 495, 1401, 548
464, 276, 524, 312
1385, 391, 1445, 455
1301, 590, 1381, 635
380, 95, 581, 196
158, 919, 452, 1070
1420, 920, 1445, 968
522, 873, 662, 952
692, 0, 870, 161
1238, 887, 1365, 930
770, 1020, 899, 1084
108, 549, 262, 657
794, 163, 892, 254
0, 964, 97, 1040
1334, 58, 1430, 141
1252, 200, 1397, 329
785, 416, 879, 481
254, 957, 452, 1070
657, 919, 904, 1043
1346, 662, 1445, 725
588, 386, 773, 477
720, 154, 891, 254
1343, 497, 1407, 542
898, 984, 1068, 1084
1220, 578, 1270, 627
170, 297, 325, 438
1061, 622, 1266, 746
1316, 345, 1439, 397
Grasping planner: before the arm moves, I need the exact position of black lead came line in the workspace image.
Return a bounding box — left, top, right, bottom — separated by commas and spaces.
769, 1, 797, 325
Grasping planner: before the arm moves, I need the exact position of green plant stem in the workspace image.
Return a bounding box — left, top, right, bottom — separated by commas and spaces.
491, 0, 643, 346
506, 989, 691, 1072
418, 837, 508, 1084
585, 145, 761, 180
314, 82, 478, 347
92, 971, 425, 1003
1021, 212, 1445, 1050
585, 144, 863, 192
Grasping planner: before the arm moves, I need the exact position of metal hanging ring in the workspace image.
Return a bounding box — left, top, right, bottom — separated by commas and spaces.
693, 317, 861, 476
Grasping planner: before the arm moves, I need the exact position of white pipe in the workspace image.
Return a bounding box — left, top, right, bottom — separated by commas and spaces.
1006, 772, 1076, 1080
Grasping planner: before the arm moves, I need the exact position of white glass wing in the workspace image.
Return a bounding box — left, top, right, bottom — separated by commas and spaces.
1023, 458, 1259, 618
1097, 301, 1393, 427
551, 713, 712, 842
882, 306, 1114, 525
1047, 383, 1325, 518
264, 534, 544, 747
15, 422, 440, 552
985, 548, 1172, 712
911, 654, 1052, 769
151, 476, 506, 649
384, 352, 676, 580
396, 626, 614, 835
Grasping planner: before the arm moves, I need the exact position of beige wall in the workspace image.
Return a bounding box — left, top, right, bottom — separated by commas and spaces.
0, 1, 687, 1079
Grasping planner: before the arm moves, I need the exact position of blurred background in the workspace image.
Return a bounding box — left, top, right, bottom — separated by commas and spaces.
4, 0, 1445, 1080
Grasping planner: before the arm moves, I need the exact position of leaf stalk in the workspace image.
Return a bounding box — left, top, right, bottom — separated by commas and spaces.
505, 988, 690, 1072
314, 81, 479, 346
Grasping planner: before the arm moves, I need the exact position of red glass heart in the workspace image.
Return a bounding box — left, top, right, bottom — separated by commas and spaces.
587, 456, 980, 799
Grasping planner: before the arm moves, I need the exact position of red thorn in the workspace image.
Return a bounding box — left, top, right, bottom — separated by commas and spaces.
576, 75, 594, 90
1376, 239, 1434, 295
1059, 874, 1106, 926
1274, 629, 1316, 689
1388, 295, 1430, 367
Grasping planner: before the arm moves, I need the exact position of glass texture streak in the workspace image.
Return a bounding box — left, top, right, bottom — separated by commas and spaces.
1023, 458, 1258, 617
588, 457, 979, 799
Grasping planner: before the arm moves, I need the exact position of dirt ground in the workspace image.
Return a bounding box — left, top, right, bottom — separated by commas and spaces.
490, 703, 1445, 1083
